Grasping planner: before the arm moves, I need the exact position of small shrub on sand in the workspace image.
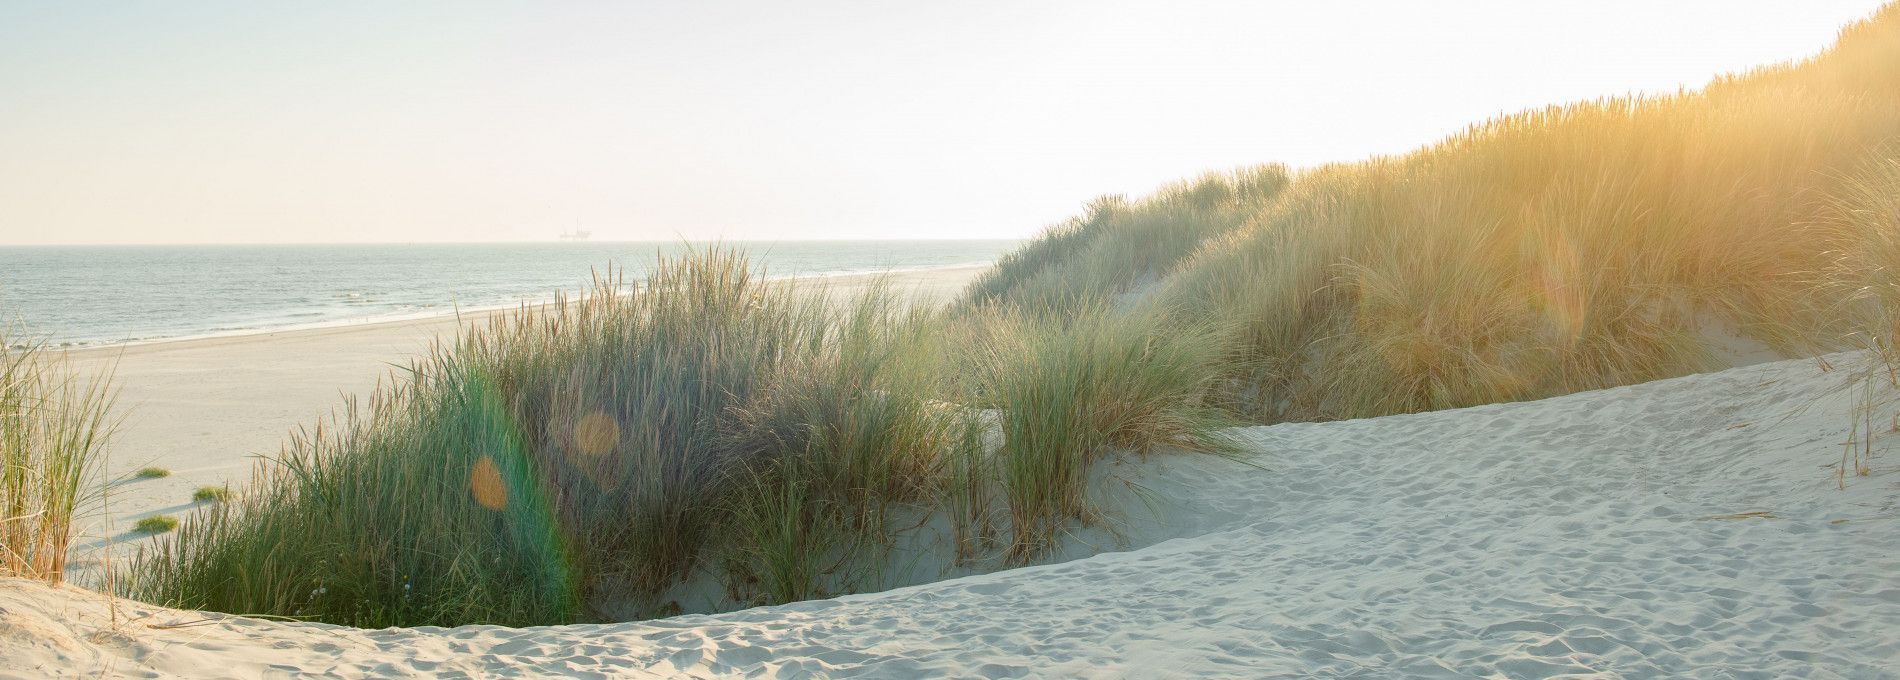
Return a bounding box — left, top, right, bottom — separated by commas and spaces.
134, 515, 178, 534
135, 466, 169, 479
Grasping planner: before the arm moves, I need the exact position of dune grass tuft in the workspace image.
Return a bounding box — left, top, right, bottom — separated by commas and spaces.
711, 292, 969, 606
121, 250, 1234, 627
135, 466, 169, 479
191, 485, 233, 503
134, 515, 178, 534
1808, 153, 1900, 486
0, 337, 115, 584
956, 305, 1240, 560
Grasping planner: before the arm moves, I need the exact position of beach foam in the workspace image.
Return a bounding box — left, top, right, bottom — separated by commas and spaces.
6, 353, 1897, 677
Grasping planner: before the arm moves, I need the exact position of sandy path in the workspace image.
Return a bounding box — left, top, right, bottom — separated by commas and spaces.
56, 265, 988, 557
6, 352, 1896, 677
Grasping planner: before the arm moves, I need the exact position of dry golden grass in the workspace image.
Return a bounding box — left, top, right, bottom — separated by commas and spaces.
964, 166, 1291, 313
981, 4, 1900, 423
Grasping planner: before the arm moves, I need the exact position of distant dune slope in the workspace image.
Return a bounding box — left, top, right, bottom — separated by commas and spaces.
967, 4, 1900, 423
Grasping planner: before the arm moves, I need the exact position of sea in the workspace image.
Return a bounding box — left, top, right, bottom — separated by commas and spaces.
0, 240, 1019, 348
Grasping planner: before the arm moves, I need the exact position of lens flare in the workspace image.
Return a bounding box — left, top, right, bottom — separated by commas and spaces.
573, 411, 620, 457
470, 455, 508, 510
1532, 229, 1589, 348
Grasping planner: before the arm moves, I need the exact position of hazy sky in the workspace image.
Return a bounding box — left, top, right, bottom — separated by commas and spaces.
0, 1, 1887, 245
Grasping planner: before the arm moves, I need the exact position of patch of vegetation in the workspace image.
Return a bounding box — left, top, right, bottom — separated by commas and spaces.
1813, 154, 1900, 487
958, 305, 1240, 560
0, 337, 115, 583
122, 251, 1239, 627
192, 485, 234, 503
134, 515, 179, 534
135, 466, 170, 479
962, 166, 1291, 313
978, 4, 1900, 422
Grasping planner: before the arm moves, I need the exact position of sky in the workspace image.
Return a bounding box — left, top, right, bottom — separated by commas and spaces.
0, 1, 1889, 245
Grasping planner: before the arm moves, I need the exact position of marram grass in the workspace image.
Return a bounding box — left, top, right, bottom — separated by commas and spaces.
1811, 154, 1900, 487
105, 2, 1900, 631
976, 4, 1900, 423
121, 250, 1232, 626
963, 166, 1291, 314
0, 336, 114, 584
955, 304, 1241, 560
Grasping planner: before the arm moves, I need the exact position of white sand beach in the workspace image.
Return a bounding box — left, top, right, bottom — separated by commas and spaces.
54, 265, 990, 563
6, 352, 1895, 677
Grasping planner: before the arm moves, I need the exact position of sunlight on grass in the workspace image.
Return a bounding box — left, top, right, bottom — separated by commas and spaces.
972, 5, 1900, 422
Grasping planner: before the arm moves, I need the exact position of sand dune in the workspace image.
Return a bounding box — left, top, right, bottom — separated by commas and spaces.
55, 265, 989, 566
6, 352, 1895, 677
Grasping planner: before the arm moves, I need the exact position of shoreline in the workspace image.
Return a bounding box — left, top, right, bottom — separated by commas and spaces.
52, 262, 993, 356
60, 263, 990, 560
